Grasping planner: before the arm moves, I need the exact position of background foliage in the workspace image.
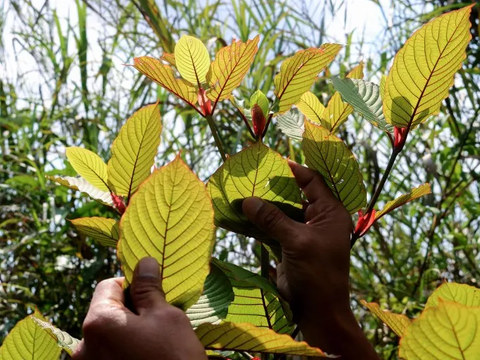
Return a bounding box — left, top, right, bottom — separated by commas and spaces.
0, 0, 479, 358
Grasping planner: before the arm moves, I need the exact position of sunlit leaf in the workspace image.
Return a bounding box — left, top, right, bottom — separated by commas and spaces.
186, 263, 234, 328
322, 92, 352, 133
0, 310, 61, 360
425, 283, 480, 309
296, 91, 324, 124
133, 57, 197, 106
107, 103, 162, 198
213, 259, 294, 334
71, 217, 119, 247
250, 89, 269, 117
207, 142, 303, 241
175, 35, 211, 86
274, 44, 342, 114
346, 61, 364, 79
330, 78, 393, 133
32, 318, 80, 356
375, 183, 431, 220
161, 52, 176, 66
361, 301, 411, 337
399, 301, 480, 359
66, 147, 109, 192
275, 108, 304, 141
303, 121, 366, 213
47, 176, 113, 206
207, 36, 259, 102
118, 156, 215, 310
383, 5, 473, 128
196, 322, 329, 357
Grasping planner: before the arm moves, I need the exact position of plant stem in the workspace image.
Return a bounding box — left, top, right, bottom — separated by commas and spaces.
261, 244, 269, 279
205, 114, 227, 161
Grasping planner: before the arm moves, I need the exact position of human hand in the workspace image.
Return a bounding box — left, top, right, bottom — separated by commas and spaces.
73, 257, 207, 360
242, 162, 378, 359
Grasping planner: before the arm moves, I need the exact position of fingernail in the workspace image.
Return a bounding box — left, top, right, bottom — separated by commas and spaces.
245, 197, 264, 214
136, 257, 160, 278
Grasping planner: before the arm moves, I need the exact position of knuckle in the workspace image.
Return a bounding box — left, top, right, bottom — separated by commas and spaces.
82, 313, 108, 338
156, 306, 188, 324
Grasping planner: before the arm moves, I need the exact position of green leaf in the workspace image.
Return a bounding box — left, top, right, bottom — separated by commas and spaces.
375, 183, 431, 220
32, 318, 80, 356
47, 175, 113, 206
303, 121, 366, 213
118, 156, 215, 310
107, 103, 162, 198
383, 5, 473, 129
207, 36, 260, 102
133, 57, 197, 106
213, 259, 294, 334
186, 263, 234, 328
0, 311, 61, 360
207, 142, 303, 241
71, 217, 119, 247
274, 44, 342, 114
296, 91, 324, 124
66, 147, 109, 192
399, 301, 480, 359
175, 35, 211, 86
361, 301, 410, 337
322, 92, 352, 133
330, 78, 393, 133
275, 108, 304, 141
196, 322, 329, 357
250, 89, 269, 117
425, 283, 480, 309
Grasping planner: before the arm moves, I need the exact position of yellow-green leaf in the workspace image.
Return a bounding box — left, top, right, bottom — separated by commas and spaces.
274, 44, 342, 114
118, 156, 215, 310
71, 217, 119, 247
107, 103, 162, 197
196, 322, 329, 357
322, 92, 353, 133
383, 5, 473, 129
213, 259, 294, 334
133, 57, 197, 106
375, 183, 431, 220
362, 301, 411, 337
296, 91, 325, 124
207, 36, 259, 102
425, 283, 480, 309
47, 175, 113, 206
32, 318, 80, 356
161, 52, 176, 66
175, 35, 211, 86
66, 147, 109, 192
399, 301, 480, 360
303, 121, 366, 213
207, 142, 303, 241
0, 311, 61, 360
250, 89, 269, 117
186, 263, 234, 328
346, 61, 364, 79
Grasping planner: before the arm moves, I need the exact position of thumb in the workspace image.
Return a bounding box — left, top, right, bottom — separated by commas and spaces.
130, 257, 167, 315
242, 197, 297, 243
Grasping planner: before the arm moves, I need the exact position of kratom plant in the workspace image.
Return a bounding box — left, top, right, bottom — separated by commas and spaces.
0, 4, 475, 359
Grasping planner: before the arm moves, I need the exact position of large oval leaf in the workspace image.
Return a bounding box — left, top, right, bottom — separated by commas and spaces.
207, 142, 303, 240
196, 322, 328, 357
275, 108, 304, 141
425, 283, 480, 309
0, 311, 61, 360
274, 44, 342, 114
186, 263, 234, 328
213, 259, 294, 334
118, 156, 215, 310
207, 36, 259, 102
47, 175, 113, 206
361, 301, 411, 337
175, 35, 211, 86
383, 5, 473, 129
399, 301, 480, 360
66, 147, 109, 192
296, 91, 324, 124
303, 121, 366, 213
32, 318, 80, 356
107, 103, 162, 198
71, 217, 119, 247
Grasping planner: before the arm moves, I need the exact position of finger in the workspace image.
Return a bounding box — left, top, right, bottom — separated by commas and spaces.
130, 257, 167, 315
288, 160, 336, 203
89, 277, 125, 311
242, 197, 297, 244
